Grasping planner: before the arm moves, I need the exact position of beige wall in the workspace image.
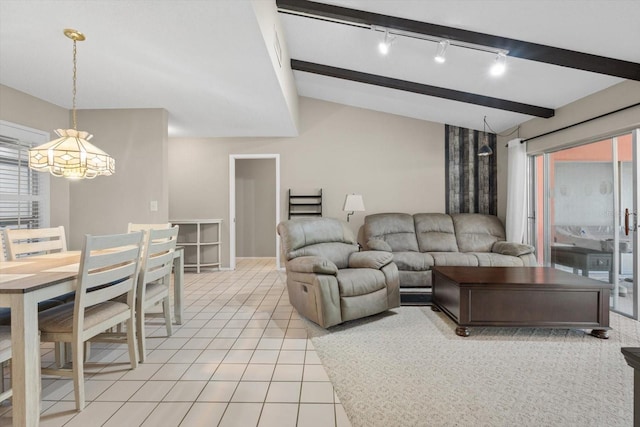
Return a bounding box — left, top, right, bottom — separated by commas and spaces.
169, 97, 446, 268
236, 158, 277, 257
0, 84, 71, 232
69, 108, 168, 249
497, 80, 640, 220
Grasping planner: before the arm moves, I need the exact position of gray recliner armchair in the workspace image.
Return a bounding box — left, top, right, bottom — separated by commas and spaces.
277, 217, 400, 328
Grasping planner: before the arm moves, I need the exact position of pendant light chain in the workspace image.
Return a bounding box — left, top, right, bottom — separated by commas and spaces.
72, 38, 78, 130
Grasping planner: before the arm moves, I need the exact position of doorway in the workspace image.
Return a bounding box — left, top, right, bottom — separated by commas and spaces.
531, 129, 639, 318
229, 154, 280, 270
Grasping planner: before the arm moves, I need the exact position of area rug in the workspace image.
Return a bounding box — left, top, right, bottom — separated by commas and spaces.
304, 307, 640, 426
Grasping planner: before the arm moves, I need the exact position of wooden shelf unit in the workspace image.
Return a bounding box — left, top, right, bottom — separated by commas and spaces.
288, 189, 322, 219
170, 219, 222, 273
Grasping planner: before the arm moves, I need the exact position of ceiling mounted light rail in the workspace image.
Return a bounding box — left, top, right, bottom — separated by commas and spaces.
29, 28, 115, 179
277, 0, 640, 81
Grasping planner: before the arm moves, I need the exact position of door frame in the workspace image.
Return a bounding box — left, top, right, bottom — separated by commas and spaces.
229, 154, 280, 270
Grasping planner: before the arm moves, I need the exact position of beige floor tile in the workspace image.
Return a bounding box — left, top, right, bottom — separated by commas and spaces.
250, 349, 280, 364
41, 379, 75, 401
181, 363, 220, 381
232, 338, 261, 349
95, 380, 145, 402
272, 364, 304, 381
300, 382, 335, 403
207, 338, 237, 350
212, 364, 246, 381
156, 337, 189, 350
179, 402, 227, 427
144, 349, 178, 363
102, 402, 158, 427
303, 365, 331, 381
218, 402, 262, 427
258, 403, 299, 427
39, 401, 78, 427
183, 337, 213, 349
223, 349, 254, 364
120, 363, 163, 381
242, 363, 275, 381
63, 401, 124, 427
130, 380, 176, 401
281, 338, 308, 350
167, 349, 205, 364
265, 381, 301, 403
297, 403, 337, 427
231, 381, 270, 402
141, 402, 192, 427
305, 351, 322, 364
150, 363, 191, 381
194, 349, 229, 364
163, 381, 207, 401
193, 328, 222, 338
278, 350, 306, 364
258, 338, 284, 350
197, 381, 239, 402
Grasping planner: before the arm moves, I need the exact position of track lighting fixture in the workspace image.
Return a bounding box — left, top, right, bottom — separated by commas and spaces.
378, 30, 394, 55
434, 40, 449, 63
490, 52, 507, 76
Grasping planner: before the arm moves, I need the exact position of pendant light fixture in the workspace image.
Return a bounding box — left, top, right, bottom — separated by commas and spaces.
29, 28, 114, 179
478, 116, 494, 157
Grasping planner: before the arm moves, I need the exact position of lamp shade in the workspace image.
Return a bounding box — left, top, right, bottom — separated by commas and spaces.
28, 128, 115, 179
343, 194, 365, 212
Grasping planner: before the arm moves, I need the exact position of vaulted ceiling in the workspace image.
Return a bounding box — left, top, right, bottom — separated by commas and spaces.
1, 1, 639, 137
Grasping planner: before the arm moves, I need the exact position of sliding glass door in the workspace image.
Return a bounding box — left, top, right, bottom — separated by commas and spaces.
532, 129, 639, 318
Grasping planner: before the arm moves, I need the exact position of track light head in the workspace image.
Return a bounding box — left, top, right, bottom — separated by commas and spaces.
378, 30, 394, 55
490, 52, 507, 76
434, 40, 449, 63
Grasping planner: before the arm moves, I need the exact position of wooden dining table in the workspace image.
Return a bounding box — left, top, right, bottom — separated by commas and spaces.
0, 248, 184, 427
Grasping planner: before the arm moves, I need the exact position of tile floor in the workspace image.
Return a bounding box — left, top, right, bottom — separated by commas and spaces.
0, 258, 351, 427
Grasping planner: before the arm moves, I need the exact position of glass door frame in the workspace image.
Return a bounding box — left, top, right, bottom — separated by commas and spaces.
528, 127, 640, 319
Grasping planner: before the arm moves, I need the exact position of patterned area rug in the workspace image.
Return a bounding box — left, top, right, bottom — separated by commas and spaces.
304, 307, 639, 427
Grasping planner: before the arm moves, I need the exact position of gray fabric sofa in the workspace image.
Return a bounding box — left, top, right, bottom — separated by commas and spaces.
277, 217, 400, 328
363, 213, 536, 302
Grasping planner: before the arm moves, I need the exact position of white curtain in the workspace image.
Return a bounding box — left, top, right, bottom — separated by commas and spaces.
506, 138, 527, 243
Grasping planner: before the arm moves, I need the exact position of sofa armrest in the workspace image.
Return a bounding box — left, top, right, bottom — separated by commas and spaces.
366, 238, 392, 252
287, 256, 338, 275
492, 241, 535, 257
348, 251, 393, 269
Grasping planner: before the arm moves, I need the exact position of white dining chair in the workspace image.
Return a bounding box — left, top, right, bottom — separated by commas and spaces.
4, 226, 68, 260
38, 231, 144, 411
0, 326, 11, 403
134, 226, 178, 362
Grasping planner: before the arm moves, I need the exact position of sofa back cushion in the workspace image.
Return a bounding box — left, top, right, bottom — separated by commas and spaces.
277, 218, 357, 268
414, 213, 459, 252
452, 213, 506, 253
364, 213, 419, 252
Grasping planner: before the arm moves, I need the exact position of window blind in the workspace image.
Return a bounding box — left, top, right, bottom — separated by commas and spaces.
0, 135, 45, 229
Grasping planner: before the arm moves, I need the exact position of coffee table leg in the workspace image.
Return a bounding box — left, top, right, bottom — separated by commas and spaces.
455, 327, 470, 337
590, 329, 609, 339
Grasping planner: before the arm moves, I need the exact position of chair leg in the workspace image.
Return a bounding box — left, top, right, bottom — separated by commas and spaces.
127, 316, 139, 369
55, 343, 65, 368
71, 340, 85, 411
136, 305, 146, 363
163, 297, 173, 337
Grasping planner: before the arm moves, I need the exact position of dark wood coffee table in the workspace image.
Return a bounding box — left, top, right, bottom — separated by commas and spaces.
431, 266, 612, 338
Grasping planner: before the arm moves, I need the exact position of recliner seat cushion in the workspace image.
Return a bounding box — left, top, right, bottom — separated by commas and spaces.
336, 268, 386, 297
392, 252, 434, 271
364, 213, 419, 252
430, 252, 479, 267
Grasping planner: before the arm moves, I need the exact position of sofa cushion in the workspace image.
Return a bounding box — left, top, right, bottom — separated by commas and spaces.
414, 213, 459, 252
451, 213, 506, 253
430, 252, 479, 267
336, 268, 386, 297
364, 213, 419, 252
392, 251, 434, 271
470, 252, 525, 267
288, 243, 357, 269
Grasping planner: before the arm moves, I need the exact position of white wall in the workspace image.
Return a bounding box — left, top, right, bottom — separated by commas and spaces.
169, 97, 446, 267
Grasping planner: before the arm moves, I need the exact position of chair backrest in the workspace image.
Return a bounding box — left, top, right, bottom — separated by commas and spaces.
363, 213, 419, 252
74, 231, 144, 331
0, 230, 7, 262
138, 226, 179, 298
277, 218, 358, 269
4, 226, 67, 260
127, 223, 172, 233
451, 213, 506, 253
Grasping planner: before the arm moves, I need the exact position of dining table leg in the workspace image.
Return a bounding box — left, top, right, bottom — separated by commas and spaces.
11, 292, 42, 427
173, 248, 184, 325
